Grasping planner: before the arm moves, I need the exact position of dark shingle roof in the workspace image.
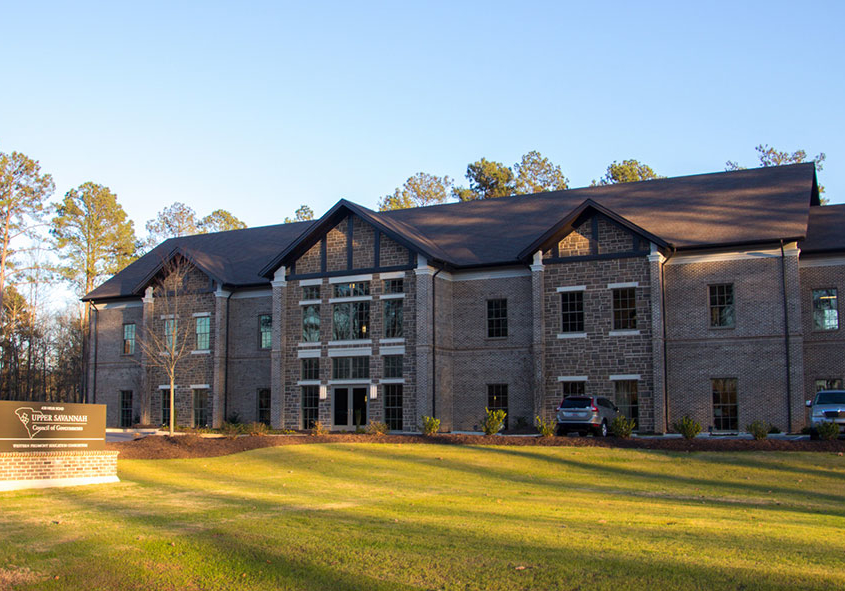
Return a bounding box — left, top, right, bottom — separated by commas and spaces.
85, 163, 825, 301
800, 204, 845, 254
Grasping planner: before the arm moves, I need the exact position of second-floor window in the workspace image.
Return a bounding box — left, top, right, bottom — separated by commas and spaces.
487, 299, 508, 338
123, 323, 135, 355
813, 288, 838, 330
332, 356, 369, 379
383, 299, 403, 338
561, 292, 584, 333
165, 318, 177, 349
709, 284, 735, 328
302, 304, 320, 342
301, 357, 319, 380
333, 301, 369, 340
195, 316, 210, 350
259, 314, 272, 349
612, 288, 637, 330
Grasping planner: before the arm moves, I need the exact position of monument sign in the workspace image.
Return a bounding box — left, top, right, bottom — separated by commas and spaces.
0, 400, 106, 452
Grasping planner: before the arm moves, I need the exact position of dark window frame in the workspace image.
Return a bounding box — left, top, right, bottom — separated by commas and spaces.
193, 388, 209, 428
257, 388, 272, 425
383, 298, 403, 338
709, 283, 736, 328
196, 316, 211, 351
301, 385, 320, 430
712, 378, 738, 431
302, 304, 320, 342
258, 314, 272, 349
562, 381, 586, 398
561, 291, 585, 333
301, 357, 319, 381
383, 355, 403, 379
487, 383, 509, 430
612, 288, 637, 330
812, 288, 839, 331
614, 380, 639, 427
384, 384, 403, 431
331, 356, 370, 380
487, 299, 508, 338
302, 285, 321, 300
332, 301, 370, 340
123, 323, 136, 355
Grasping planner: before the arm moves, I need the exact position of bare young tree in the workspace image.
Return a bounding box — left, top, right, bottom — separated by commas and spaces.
135, 255, 196, 435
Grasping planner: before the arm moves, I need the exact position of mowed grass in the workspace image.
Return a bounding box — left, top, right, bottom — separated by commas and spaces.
2, 445, 845, 590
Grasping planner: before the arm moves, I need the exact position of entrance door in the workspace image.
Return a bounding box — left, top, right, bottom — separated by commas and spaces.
333, 387, 368, 430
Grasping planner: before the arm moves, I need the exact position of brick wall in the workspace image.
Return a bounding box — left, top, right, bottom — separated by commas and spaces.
225, 293, 272, 422
0, 451, 119, 490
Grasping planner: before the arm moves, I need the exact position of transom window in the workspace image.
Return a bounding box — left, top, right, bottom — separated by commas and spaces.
332, 301, 369, 340
384, 279, 404, 294
612, 288, 637, 330
709, 284, 735, 328
301, 358, 319, 381
123, 323, 136, 355
487, 299, 508, 338
332, 356, 370, 380
196, 316, 210, 350
712, 378, 738, 431
302, 285, 320, 300
259, 314, 272, 349
383, 299, 403, 338
614, 380, 639, 427
302, 304, 320, 342
487, 384, 509, 430
333, 281, 370, 298
383, 355, 403, 379
561, 292, 584, 333
812, 288, 839, 331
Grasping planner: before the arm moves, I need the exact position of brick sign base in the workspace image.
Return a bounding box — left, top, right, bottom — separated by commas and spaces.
0, 451, 119, 491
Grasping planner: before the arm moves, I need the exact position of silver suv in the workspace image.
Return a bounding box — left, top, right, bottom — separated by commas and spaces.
806, 390, 845, 440
556, 396, 619, 437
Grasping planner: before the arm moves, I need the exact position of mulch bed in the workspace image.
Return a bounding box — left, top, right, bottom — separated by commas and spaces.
107, 432, 845, 460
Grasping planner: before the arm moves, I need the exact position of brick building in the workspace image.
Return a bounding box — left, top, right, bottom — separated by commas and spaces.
84, 163, 844, 434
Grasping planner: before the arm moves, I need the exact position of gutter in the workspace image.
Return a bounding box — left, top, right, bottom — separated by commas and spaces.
780, 240, 793, 430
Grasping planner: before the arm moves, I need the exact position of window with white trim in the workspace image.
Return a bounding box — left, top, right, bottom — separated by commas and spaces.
332, 356, 369, 380
812, 288, 838, 331
561, 292, 584, 333
196, 316, 210, 351
612, 288, 636, 330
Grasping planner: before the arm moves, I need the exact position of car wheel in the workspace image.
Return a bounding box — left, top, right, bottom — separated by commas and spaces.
810, 429, 820, 441
598, 420, 608, 437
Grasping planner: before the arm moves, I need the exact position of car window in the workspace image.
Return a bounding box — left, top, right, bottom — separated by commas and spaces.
815, 391, 845, 405
561, 397, 592, 409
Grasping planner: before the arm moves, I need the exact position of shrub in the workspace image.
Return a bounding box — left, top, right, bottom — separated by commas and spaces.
420, 416, 440, 436
226, 412, 242, 424
366, 421, 389, 436
481, 408, 507, 435
311, 421, 328, 436
535, 415, 555, 437
220, 422, 242, 439
515, 416, 528, 430
610, 415, 637, 439
673, 415, 702, 439
746, 420, 770, 440
768, 425, 782, 434
817, 421, 841, 441
247, 422, 269, 437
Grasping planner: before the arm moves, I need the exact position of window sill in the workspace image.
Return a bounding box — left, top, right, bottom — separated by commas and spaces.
299, 342, 322, 347
486, 336, 508, 341
708, 325, 736, 330
380, 378, 405, 384
379, 293, 405, 300
329, 295, 373, 303
609, 330, 640, 336
557, 332, 587, 339
191, 350, 211, 355
299, 299, 321, 306
327, 379, 372, 385
328, 339, 372, 346
297, 380, 321, 386
379, 338, 404, 344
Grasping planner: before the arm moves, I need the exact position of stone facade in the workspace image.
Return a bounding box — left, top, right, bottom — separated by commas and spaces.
87, 209, 840, 435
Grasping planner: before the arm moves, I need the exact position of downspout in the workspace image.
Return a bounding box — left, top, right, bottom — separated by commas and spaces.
431, 265, 443, 418
223, 290, 233, 422
780, 240, 793, 431
91, 304, 99, 405
661, 248, 673, 431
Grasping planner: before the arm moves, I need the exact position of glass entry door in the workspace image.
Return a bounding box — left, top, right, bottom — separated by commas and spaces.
333, 387, 368, 430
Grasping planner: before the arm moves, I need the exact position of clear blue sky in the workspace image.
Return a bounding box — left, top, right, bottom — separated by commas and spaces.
2, 0, 843, 235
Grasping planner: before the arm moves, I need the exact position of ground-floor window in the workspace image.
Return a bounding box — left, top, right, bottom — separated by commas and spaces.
257, 388, 271, 425
712, 378, 738, 431
384, 384, 403, 431
193, 389, 209, 428
120, 390, 133, 428
161, 389, 171, 427
815, 378, 843, 392
302, 385, 319, 429
614, 380, 639, 427
562, 381, 585, 398
487, 384, 509, 430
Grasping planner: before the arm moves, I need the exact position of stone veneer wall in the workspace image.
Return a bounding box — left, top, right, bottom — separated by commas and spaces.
0, 451, 119, 491
225, 293, 273, 422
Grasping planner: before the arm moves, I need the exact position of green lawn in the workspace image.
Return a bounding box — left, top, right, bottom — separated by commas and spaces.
2, 444, 844, 590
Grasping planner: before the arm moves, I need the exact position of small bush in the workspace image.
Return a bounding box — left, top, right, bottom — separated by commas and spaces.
673, 415, 702, 439
768, 425, 782, 434
226, 412, 242, 424
817, 421, 841, 441
746, 420, 770, 440
481, 408, 507, 435
247, 422, 269, 437
420, 416, 440, 436
610, 415, 637, 439
366, 421, 389, 436
220, 422, 242, 439
535, 415, 555, 437
311, 421, 328, 436
515, 416, 528, 430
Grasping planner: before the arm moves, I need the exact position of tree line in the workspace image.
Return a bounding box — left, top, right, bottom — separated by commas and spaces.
0, 143, 826, 403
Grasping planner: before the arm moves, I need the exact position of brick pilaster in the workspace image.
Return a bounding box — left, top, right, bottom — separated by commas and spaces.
648, 248, 666, 433
415, 256, 433, 429
212, 288, 230, 427
783, 243, 806, 432
271, 268, 287, 429
140, 287, 154, 424
530, 251, 547, 422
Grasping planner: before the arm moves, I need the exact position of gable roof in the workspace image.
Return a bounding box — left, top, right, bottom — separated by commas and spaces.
800, 204, 845, 254
85, 163, 825, 301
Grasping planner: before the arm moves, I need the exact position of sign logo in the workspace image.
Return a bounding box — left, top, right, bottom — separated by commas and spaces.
15, 407, 36, 438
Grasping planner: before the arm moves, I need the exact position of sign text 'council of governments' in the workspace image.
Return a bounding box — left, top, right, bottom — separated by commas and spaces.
0, 401, 106, 452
